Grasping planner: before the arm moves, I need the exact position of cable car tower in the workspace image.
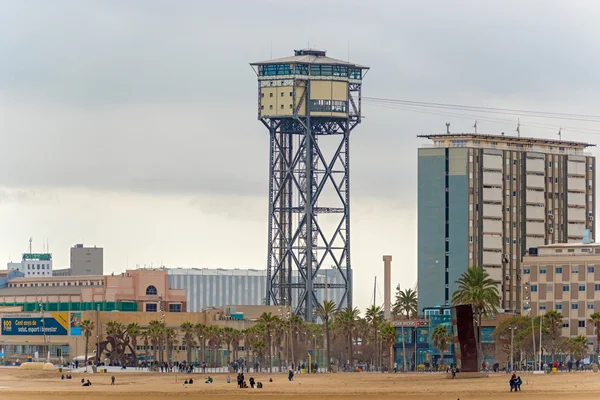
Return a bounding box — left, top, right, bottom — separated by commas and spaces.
251, 49, 368, 320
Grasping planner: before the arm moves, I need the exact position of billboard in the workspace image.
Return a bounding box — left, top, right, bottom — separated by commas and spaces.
70, 312, 82, 336
1, 313, 69, 336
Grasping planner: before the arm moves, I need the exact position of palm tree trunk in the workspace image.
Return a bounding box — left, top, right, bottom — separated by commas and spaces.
268, 330, 273, 373
476, 312, 482, 370
325, 323, 331, 372
84, 337, 89, 369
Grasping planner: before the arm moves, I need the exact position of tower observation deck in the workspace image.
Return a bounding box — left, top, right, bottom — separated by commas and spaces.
251, 49, 368, 320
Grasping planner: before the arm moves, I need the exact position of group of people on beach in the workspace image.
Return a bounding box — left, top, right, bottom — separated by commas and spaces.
235, 372, 264, 389
509, 374, 522, 392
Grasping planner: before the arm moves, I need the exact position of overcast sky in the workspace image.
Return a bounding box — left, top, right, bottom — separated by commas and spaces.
1, 0, 600, 312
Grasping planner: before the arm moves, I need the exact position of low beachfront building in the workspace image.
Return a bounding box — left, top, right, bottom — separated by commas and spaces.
521, 241, 600, 347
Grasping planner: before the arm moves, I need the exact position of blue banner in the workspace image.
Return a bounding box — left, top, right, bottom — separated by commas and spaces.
1, 313, 69, 336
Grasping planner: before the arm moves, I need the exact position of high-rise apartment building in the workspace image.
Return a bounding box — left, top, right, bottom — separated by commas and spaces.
417, 133, 595, 313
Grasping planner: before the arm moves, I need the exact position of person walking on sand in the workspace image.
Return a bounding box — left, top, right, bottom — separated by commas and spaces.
111, 376, 115, 385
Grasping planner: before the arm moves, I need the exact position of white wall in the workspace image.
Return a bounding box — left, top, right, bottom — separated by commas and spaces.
526, 174, 545, 188
527, 222, 545, 235
567, 161, 586, 176
483, 251, 502, 265
483, 171, 502, 186
483, 219, 502, 234
526, 206, 545, 220
568, 177, 586, 191
483, 204, 503, 218
526, 157, 545, 173
483, 154, 502, 170
568, 192, 586, 206
483, 188, 502, 202
482, 234, 502, 250
568, 207, 586, 222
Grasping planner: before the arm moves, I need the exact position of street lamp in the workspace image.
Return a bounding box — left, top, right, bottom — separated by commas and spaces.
39, 303, 47, 362
508, 325, 516, 372
312, 334, 316, 372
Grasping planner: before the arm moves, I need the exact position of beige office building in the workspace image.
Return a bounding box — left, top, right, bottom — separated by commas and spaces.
70, 244, 103, 276
522, 242, 600, 340
418, 134, 595, 313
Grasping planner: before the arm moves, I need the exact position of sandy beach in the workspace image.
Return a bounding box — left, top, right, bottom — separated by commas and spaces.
1, 369, 600, 400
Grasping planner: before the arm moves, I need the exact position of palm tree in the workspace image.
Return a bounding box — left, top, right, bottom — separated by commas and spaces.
568, 335, 588, 363
79, 320, 95, 371
544, 310, 563, 362
365, 305, 384, 370
317, 300, 337, 372
335, 307, 360, 369
379, 322, 396, 371
180, 322, 196, 364
148, 320, 165, 364
140, 330, 151, 369
392, 286, 418, 319
257, 312, 280, 373
431, 324, 452, 367
127, 323, 140, 366
164, 327, 178, 367
194, 323, 206, 365
589, 312, 600, 363
289, 314, 304, 367
451, 266, 500, 369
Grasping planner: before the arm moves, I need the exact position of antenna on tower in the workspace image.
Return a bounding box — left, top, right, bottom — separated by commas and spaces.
516, 119, 521, 138
558, 127, 563, 141
347, 40, 350, 62
474, 120, 478, 134
445, 122, 451, 134
29, 237, 32, 254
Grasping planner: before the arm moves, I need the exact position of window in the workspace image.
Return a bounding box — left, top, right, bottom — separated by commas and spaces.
169, 304, 182, 312
562, 321, 569, 328
269, 92, 273, 97
563, 285, 570, 292
572, 303, 578, 310
579, 285, 586, 292
540, 267, 546, 274
280, 104, 284, 109
523, 305, 530, 311
579, 321, 586, 328
289, 92, 293, 96
146, 285, 158, 295
145, 303, 157, 312
523, 268, 531, 274
309, 99, 348, 113
572, 266, 579, 274
531, 285, 538, 292
269, 105, 273, 110
539, 304, 546, 311
280, 92, 284, 97
588, 303, 594, 310
595, 284, 600, 291
556, 267, 563, 274
547, 283, 553, 292
556, 304, 563, 310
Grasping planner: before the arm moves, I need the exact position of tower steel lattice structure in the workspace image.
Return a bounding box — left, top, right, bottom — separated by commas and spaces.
251, 49, 368, 320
